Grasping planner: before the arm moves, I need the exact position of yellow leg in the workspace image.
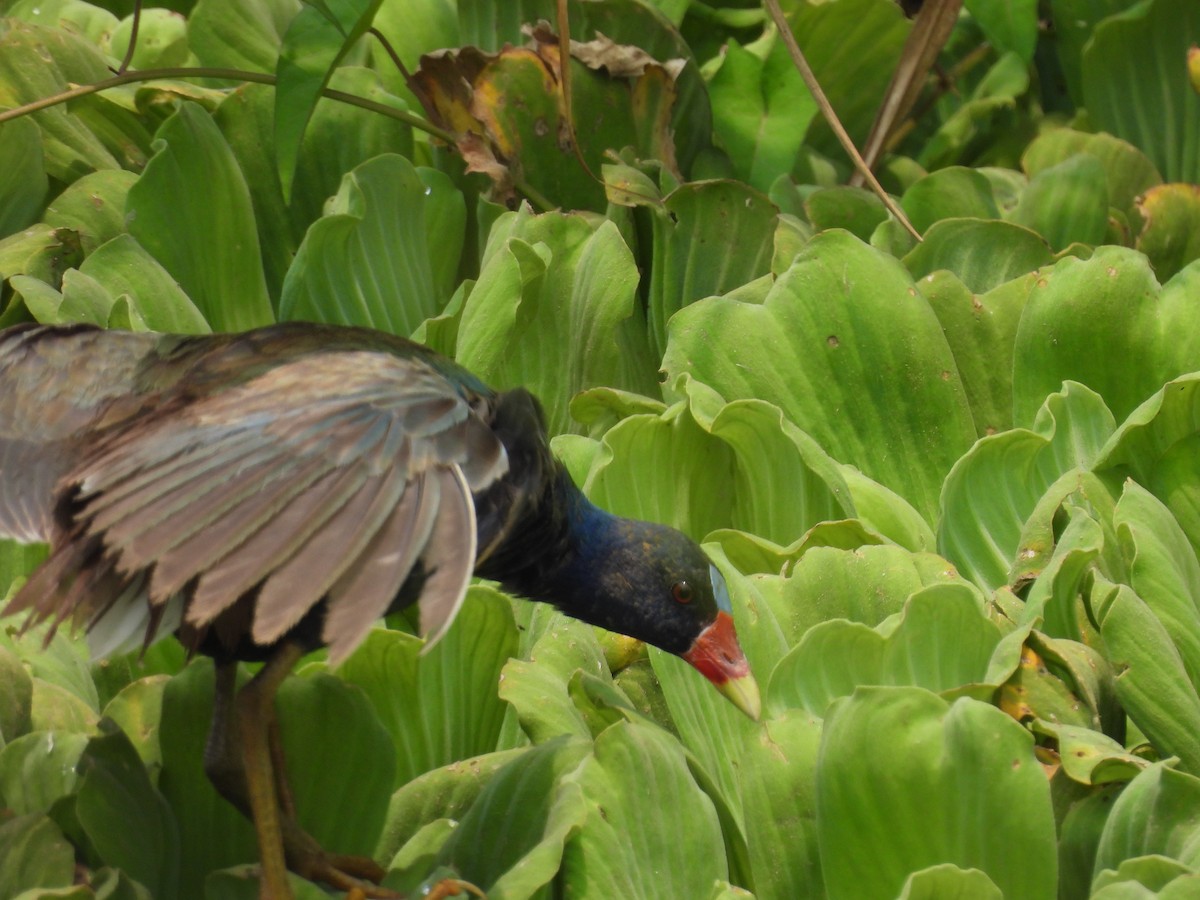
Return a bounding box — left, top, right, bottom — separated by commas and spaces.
205, 647, 410, 899
234, 642, 305, 900
205, 643, 477, 897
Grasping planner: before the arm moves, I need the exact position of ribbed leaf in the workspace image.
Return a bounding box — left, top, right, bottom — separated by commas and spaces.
42, 170, 138, 256
456, 209, 657, 436
0, 813, 74, 897
273, 0, 384, 192
1092, 580, 1200, 774
1093, 763, 1200, 877
0, 118, 46, 236
0, 731, 87, 815
1022, 128, 1161, 223
279, 154, 464, 336
707, 37, 818, 192
75, 723, 180, 898
666, 230, 974, 522
331, 588, 516, 787
1083, 0, 1200, 183
126, 102, 274, 331
920, 269, 1035, 436
939, 383, 1115, 591
903, 218, 1052, 293
900, 166, 1000, 234
1136, 185, 1200, 281
436, 736, 593, 899
817, 688, 1057, 900
1012, 247, 1200, 427
1010, 154, 1109, 251
560, 721, 728, 899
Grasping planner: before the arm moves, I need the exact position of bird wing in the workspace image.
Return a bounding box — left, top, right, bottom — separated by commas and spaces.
0, 325, 161, 543
10, 350, 507, 664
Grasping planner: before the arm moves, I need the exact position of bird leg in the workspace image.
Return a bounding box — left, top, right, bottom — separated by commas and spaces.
235, 641, 303, 899
203, 645, 401, 899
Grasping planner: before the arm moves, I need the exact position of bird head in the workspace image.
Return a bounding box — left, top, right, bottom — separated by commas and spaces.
547, 512, 762, 721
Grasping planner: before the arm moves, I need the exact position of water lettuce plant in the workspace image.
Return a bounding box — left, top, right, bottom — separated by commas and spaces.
1, 0, 1199, 897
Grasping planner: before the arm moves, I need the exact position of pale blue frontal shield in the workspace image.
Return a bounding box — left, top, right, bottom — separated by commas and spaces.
710, 564, 732, 614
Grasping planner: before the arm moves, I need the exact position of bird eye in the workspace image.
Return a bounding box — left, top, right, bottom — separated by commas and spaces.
671, 581, 693, 603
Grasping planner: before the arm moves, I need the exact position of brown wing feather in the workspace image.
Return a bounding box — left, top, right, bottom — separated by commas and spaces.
7, 348, 509, 661
321, 471, 444, 664
248, 465, 411, 645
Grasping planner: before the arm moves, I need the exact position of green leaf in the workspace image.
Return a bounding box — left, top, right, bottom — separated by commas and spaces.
1093, 580, 1200, 774
0, 731, 88, 814
42, 170, 139, 256
456, 209, 658, 436
1136, 185, 1200, 282
1060, 783, 1125, 899
964, 0, 1038, 61
126, 102, 274, 331
280, 154, 463, 335
188, 0, 296, 72
275, 670, 395, 856
377, 748, 526, 867
919, 269, 1036, 436
817, 688, 1057, 900
736, 710, 822, 898
900, 166, 1001, 235
758, 546, 973, 660
0, 20, 119, 183
76, 722, 180, 898
665, 230, 975, 522
330, 588, 516, 788
499, 613, 609, 745
1033, 722, 1148, 785
1046, 0, 1137, 104
1022, 128, 1162, 223
214, 70, 415, 304
157, 662, 257, 900
29, 679, 99, 733
787, 0, 910, 158
101, 675, 170, 772
898, 864, 1004, 899
770, 583, 1000, 716
706, 36, 818, 192
917, 53, 1030, 171
76, 235, 210, 334
1094, 763, 1200, 877
629, 179, 778, 360
1083, 0, 1200, 183
436, 736, 593, 897
1114, 481, 1200, 691
0, 643, 33, 745
560, 720, 728, 899
0, 625, 99, 715
109, 7, 190, 69
1009, 154, 1110, 251
579, 380, 851, 547
939, 383, 1116, 591
903, 218, 1053, 293
0, 225, 84, 302
273, 0, 384, 192
1013, 247, 1200, 427
0, 813, 74, 897
6, 0, 118, 43
1020, 490, 1116, 642
0, 118, 47, 236
804, 186, 887, 241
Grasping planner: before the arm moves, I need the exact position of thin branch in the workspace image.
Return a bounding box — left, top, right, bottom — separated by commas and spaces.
0, 66, 455, 143
114, 0, 142, 75
761, 0, 921, 240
